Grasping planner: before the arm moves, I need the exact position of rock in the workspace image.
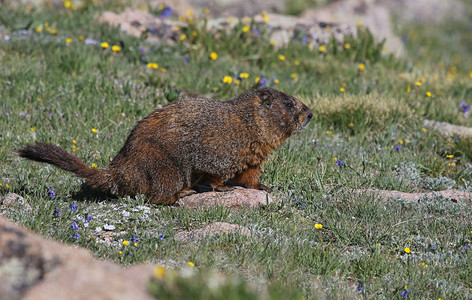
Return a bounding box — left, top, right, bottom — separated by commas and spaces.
177, 187, 273, 208
174, 222, 251, 242
0, 216, 155, 300
358, 189, 472, 202
0, 192, 32, 211
423, 119, 472, 138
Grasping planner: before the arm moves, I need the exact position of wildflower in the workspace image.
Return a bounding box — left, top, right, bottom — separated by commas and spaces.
290, 73, 297, 79
414, 81, 421, 87
454, 136, 460, 143
71, 222, 79, 230
459, 100, 471, 115
242, 25, 250, 32
72, 145, 78, 152
204, 8, 210, 14
446, 154, 454, 159
399, 139, 404, 145
294, 60, 300, 66
103, 224, 116, 230
179, 34, 186, 41
315, 223, 323, 229
53, 206, 61, 217
48, 187, 56, 199
85, 215, 93, 222
319, 45, 326, 52
336, 159, 345, 167
340, 87, 345, 93
404, 247, 410, 254
400, 288, 409, 298
112, 45, 121, 52
223, 76, 233, 84
91, 163, 97, 168
426, 91, 432, 97
239, 73, 249, 79
396, 145, 402, 151
358, 63, 365, 71
35, 26, 42, 33
50, 29, 57, 34
64, 0, 72, 8
123, 240, 130, 246
91, 128, 98, 133
188, 261, 195, 267
302, 37, 308, 44
252, 27, 260, 36
209, 52, 218, 60
66, 38, 72, 44
462, 244, 470, 250
68, 203, 78, 212
278, 54, 285, 61
159, 6, 172, 18
131, 235, 138, 244
30, 127, 36, 132
78, 35, 84, 41
296, 199, 307, 208
256, 76, 268, 87
154, 265, 166, 279
159, 233, 165, 240
73, 232, 80, 240
421, 127, 427, 132
147, 63, 159, 69
100, 42, 109, 49
348, 122, 354, 127
357, 282, 363, 291
270, 40, 276, 46
344, 43, 351, 49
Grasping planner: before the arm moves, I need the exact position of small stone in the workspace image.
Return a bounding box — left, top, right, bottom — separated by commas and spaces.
0, 193, 32, 211
174, 222, 251, 242
177, 187, 273, 208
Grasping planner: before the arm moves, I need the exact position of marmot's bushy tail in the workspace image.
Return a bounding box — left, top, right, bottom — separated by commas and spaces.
18, 142, 112, 192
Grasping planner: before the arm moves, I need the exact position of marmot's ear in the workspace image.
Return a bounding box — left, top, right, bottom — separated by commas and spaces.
260, 90, 273, 109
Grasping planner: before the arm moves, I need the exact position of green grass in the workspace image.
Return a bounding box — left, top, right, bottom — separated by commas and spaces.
1, 2, 472, 299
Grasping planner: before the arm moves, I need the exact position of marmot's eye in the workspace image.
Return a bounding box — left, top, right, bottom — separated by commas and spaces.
284, 100, 294, 109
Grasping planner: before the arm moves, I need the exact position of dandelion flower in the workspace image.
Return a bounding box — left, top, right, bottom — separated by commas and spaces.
112, 45, 121, 52
414, 81, 421, 87
239, 73, 249, 79
209, 51, 218, 60
270, 40, 276, 46
91, 163, 97, 168
64, 0, 72, 8
404, 247, 411, 254
294, 60, 300, 66
147, 63, 159, 69
179, 34, 186, 41
319, 45, 326, 52
101, 42, 109, 49
315, 223, 323, 229
188, 261, 195, 267
30, 127, 36, 132
406, 86, 411, 93
340, 87, 345, 93
35, 26, 42, 33
223, 76, 233, 84
344, 43, 351, 49
91, 128, 98, 133
66, 38, 72, 44
278, 54, 286, 61
348, 122, 354, 127
123, 240, 130, 246
263, 16, 269, 23
242, 25, 250, 32
358, 63, 365, 71
290, 73, 297, 79
446, 154, 454, 158
426, 91, 432, 97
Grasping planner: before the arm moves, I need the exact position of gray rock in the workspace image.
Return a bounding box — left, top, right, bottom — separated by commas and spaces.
174, 222, 251, 242
423, 119, 472, 138
177, 187, 273, 208
0, 192, 32, 211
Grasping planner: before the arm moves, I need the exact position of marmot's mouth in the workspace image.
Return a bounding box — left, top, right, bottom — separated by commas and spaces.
296, 112, 313, 132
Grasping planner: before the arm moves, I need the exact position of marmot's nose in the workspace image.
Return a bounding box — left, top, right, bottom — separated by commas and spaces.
307, 111, 313, 120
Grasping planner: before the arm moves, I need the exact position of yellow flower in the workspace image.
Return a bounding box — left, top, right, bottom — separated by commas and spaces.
191, 30, 197, 36
91, 128, 98, 133
72, 145, 78, 152
188, 261, 195, 267
340, 87, 345, 93
64, 0, 72, 8
123, 240, 129, 246
101, 42, 109, 49
179, 34, 186, 41
421, 127, 427, 132
344, 43, 351, 49
348, 123, 354, 127
112, 45, 121, 52
160, 68, 166, 73
239, 73, 249, 79
50, 29, 58, 35
66, 38, 72, 44
273, 79, 279, 84
204, 8, 210, 14
91, 163, 97, 168
147, 63, 158, 69
179, 16, 186, 22
294, 60, 300, 66
404, 247, 411, 254
242, 25, 250, 32
399, 140, 403, 145
290, 73, 297, 79
30, 127, 36, 132
376, 243, 381, 247
223, 76, 233, 84
333, 157, 338, 162
382, 46, 387, 51
263, 16, 269, 23
78, 35, 84, 40
469, 71, 472, 78
234, 79, 240, 85
209, 52, 218, 60
278, 54, 286, 61
406, 86, 411, 93
414, 81, 421, 87
319, 45, 326, 52
419, 77, 425, 83
270, 40, 276, 46
255, 77, 260, 83
154, 265, 166, 279
35, 26, 42, 33
5, 184, 10, 189
446, 154, 454, 159
426, 91, 432, 97
72, 139, 77, 144
186, 10, 193, 17
119, 251, 122, 254
358, 63, 365, 71
326, 130, 332, 135
134, 242, 138, 246
315, 223, 323, 229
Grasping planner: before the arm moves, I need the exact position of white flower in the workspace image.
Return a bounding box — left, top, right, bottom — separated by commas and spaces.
103, 224, 116, 231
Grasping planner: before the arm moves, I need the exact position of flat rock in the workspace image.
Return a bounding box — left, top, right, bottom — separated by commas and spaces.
174, 222, 251, 242
0, 192, 32, 212
423, 119, 472, 138
358, 189, 472, 202
0, 216, 155, 300
177, 187, 273, 208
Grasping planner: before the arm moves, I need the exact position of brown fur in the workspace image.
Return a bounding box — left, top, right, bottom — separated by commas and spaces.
18, 87, 313, 204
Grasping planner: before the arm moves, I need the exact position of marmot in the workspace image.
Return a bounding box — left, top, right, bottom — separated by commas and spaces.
18, 87, 313, 204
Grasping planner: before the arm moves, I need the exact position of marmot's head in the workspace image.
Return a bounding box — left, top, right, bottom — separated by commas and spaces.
253, 87, 313, 140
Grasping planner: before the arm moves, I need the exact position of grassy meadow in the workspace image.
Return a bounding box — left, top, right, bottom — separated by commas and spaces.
1, 1, 472, 299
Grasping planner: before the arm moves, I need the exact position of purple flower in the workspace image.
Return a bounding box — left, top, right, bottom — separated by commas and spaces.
71, 222, 79, 230
49, 113, 53, 119
396, 145, 402, 151
150, 28, 157, 36
68, 203, 78, 212
462, 244, 470, 250
139, 47, 145, 53
459, 100, 471, 115
73, 232, 80, 240
357, 282, 363, 291
336, 159, 345, 167
159, 6, 173, 18
53, 206, 61, 217
85, 215, 93, 222
454, 136, 460, 143
296, 199, 307, 208
257, 75, 268, 87
159, 233, 165, 240
302, 37, 308, 44
183, 55, 190, 63
400, 288, 409, 299
393, 130, 396, 135
131, 235, 138, 244
48, 187, 56, 199
252, 27, 260, 36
